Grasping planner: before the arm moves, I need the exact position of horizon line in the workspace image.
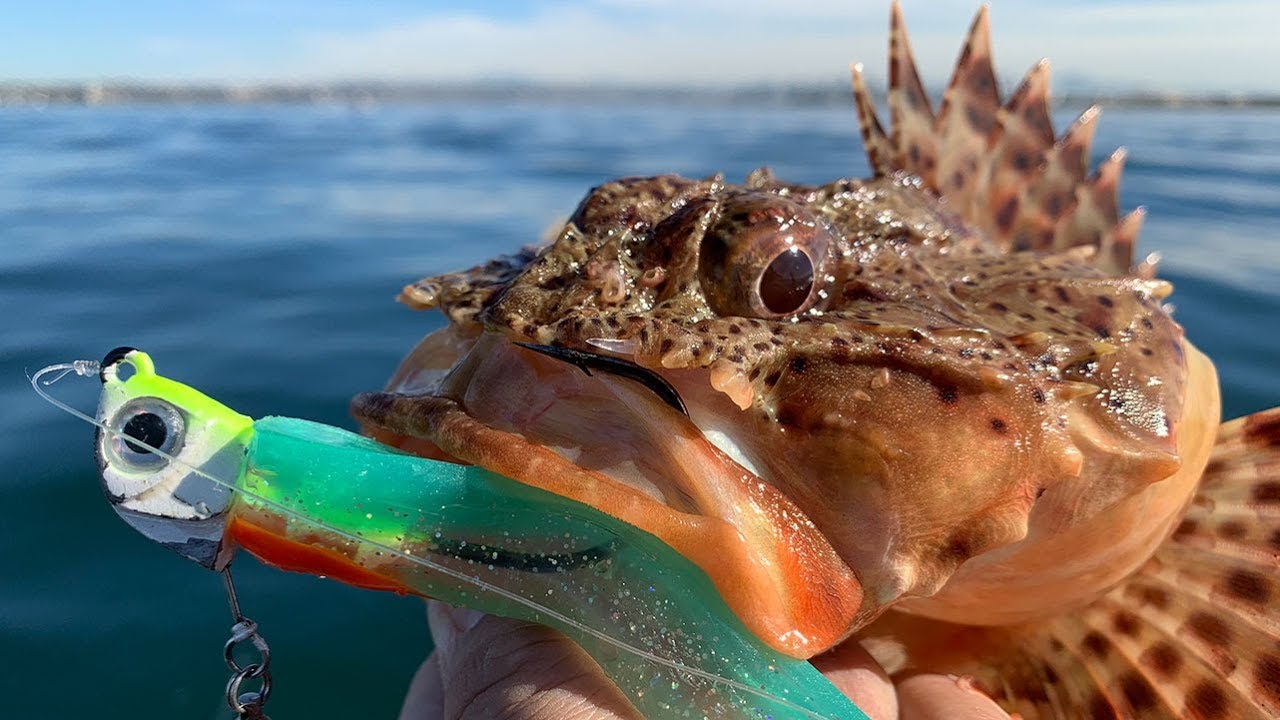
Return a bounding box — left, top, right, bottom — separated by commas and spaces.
3, 80, 1279, 111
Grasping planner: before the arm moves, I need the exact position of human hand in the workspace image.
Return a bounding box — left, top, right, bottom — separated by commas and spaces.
398, 601, 1012, 720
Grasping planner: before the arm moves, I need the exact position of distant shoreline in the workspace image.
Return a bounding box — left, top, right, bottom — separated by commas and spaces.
3, 81, 1279, 110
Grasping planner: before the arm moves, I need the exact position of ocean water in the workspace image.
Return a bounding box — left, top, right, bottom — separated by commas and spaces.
2, 102, 1278, 718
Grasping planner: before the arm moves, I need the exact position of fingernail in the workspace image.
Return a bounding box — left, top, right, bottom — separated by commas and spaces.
448, 604, 485, 633
427, 600, 485, 651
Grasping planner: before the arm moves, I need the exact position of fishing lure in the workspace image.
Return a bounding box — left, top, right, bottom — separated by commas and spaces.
33, 348, 867, 720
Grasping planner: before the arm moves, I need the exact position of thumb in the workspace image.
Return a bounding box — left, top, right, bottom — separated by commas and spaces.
418, 600, 640, 720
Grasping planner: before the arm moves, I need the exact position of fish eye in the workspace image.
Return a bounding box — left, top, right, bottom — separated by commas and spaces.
108, 398, 185, 470
698, 192, 832, 319
758, 247, 815, 315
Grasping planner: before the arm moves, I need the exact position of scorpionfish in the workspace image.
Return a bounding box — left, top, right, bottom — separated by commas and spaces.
353, 4, 1280, 717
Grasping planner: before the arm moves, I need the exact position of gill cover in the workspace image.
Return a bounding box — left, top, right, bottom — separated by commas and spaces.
96, 348, 252, 569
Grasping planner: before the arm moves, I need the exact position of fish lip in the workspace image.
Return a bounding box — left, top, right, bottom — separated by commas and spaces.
360, 333, 747, 509
353, 392, 712, 507
355, 333, 732, 511
351, 390, 724, 572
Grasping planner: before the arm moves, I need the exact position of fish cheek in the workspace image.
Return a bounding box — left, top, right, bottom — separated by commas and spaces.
758, 360, 1043, 602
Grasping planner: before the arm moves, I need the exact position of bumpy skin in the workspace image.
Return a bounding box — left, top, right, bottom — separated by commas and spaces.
353, 3, 1213, 663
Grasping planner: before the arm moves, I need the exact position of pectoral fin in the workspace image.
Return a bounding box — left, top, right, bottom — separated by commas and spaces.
856, 407, 1280, 718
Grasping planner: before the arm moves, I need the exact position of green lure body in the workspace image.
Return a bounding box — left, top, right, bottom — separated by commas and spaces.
88, 351, 865, 719
241, 417, 864, 719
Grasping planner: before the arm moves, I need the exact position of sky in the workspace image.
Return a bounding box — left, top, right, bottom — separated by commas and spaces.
3, 1, 1278, 93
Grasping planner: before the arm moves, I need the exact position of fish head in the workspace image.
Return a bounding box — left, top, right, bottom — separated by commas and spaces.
96, 348, 252, 570
352, 6, 1220, 656
352, 170, 1207, 656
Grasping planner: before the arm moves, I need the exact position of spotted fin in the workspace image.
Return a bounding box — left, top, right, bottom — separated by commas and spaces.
853, 2, 1140, 275
859, 408, 1280, 718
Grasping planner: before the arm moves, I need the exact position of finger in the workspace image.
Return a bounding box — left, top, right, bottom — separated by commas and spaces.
896, 673, 1013, 720
811, 640, 898, 720
426, 601, 640, 720
398, 652, 444, 720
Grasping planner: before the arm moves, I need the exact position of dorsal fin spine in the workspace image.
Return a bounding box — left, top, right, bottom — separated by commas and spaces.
853, 5, 1142, 275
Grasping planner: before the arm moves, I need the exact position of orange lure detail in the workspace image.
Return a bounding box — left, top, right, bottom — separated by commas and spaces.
228, 516, 418, 596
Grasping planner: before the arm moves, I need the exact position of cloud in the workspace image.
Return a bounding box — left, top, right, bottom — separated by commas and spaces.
198, 1, 1280, 92
272, 7, 874, 85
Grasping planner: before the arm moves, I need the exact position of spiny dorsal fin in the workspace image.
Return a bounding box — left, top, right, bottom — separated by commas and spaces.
1064, 148, 1129, 273
851, 63, 893, 176
852, 2, 1142, 275
987, 60, 1054, 248
1010, 104, 1101, 253
887, 0, 937, 185
934, 5, 999, 220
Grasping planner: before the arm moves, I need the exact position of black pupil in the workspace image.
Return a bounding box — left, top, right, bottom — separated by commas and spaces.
123, 412, 167, 455
759, 248, 814, 314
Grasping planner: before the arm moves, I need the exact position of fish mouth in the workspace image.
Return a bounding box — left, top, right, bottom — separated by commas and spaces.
352, 331, 864, 658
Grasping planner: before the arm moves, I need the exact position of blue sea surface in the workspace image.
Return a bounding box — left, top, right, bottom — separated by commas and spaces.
2, 102, 1278, 718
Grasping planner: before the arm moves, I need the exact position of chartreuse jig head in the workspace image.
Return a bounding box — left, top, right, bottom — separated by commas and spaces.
32, 348, 868, 720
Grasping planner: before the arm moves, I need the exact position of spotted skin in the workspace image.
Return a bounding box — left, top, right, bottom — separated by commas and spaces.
353, 2, 1280, 715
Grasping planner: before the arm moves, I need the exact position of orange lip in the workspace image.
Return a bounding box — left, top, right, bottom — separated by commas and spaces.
354, 335, 865, 658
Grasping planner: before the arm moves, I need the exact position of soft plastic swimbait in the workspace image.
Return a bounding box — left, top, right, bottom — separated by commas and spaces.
35, 348, 865, 720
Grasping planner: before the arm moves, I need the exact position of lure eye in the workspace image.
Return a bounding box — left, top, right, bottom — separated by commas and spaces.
698, 192, 832, 319
123, 412, 167, 454
108, 398, 185, 471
